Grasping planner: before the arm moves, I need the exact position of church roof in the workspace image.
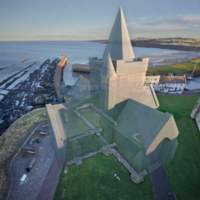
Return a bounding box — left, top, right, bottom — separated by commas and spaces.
110, 99, 178, 153
103, 8, 135, 61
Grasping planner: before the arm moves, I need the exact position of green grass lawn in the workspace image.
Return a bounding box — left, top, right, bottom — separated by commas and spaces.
158, 94, 200, 200
66, 135, 105, 161
60, 109, 88, 138
148, 58, 200, 75
54, 154, 153, 200
55, 94, 200, 200
82, 109, 101, 127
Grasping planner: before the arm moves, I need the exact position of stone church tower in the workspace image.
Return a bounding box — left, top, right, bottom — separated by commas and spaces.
90, 8, 159, 110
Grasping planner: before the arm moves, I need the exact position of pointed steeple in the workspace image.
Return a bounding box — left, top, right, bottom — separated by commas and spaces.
104, 53, 116, 78
103, 8, 135, 61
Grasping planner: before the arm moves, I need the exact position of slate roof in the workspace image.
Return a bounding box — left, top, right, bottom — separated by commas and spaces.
159, 75, 186, 84
110, 99, 172, 150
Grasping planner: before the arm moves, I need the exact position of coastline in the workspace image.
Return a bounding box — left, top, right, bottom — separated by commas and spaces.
89, 39, 200, 66
91, 38, 200, 52
0, 58, 64, 135
133, 41, 200, 52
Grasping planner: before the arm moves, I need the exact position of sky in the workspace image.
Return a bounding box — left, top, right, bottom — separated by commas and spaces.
0, 0, 200, 41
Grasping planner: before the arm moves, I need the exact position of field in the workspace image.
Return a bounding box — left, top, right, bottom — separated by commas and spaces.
55, 94, 200, 200
158, 94, 200, 200
148, 58, 200, 75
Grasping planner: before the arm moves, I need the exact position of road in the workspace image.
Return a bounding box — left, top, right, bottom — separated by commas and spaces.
6, 123, 55, 200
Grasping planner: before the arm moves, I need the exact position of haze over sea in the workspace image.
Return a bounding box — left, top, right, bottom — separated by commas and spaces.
0, 41, 200, 82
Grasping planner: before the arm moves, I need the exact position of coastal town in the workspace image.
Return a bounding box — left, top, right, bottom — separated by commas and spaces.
0, 2, 200, 200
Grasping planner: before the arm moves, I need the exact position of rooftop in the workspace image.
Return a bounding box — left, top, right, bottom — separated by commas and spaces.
111, 99, 174, 151
159, 75, 186, 84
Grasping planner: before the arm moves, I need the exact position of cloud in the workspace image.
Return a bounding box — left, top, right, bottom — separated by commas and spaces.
183, 15, 200, 23
128, 14, 200, 38
137, 15, 200, 29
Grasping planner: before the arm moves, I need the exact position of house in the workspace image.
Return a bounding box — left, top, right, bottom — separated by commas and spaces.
145, 75, 160, 85
154, 75, 186, 94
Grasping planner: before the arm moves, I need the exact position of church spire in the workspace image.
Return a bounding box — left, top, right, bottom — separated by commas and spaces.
105, 53, 116, 78
103, 8, 135, 61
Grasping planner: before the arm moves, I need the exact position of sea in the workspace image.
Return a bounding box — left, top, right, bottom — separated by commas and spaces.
0, 41, 200, 82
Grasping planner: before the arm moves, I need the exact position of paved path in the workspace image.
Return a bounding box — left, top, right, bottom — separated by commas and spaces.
6, 123, 55, 200
37, 157, 61, 200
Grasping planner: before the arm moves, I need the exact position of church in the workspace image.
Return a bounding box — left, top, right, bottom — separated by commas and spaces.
46, 8, 179, 181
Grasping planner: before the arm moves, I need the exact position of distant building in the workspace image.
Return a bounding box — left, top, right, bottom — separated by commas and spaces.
90, 8, 159, 110
145, 75, 160, 85
154, 75, 186, 94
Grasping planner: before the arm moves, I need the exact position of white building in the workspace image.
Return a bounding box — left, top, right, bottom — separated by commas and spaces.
153, 75, 186, 94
